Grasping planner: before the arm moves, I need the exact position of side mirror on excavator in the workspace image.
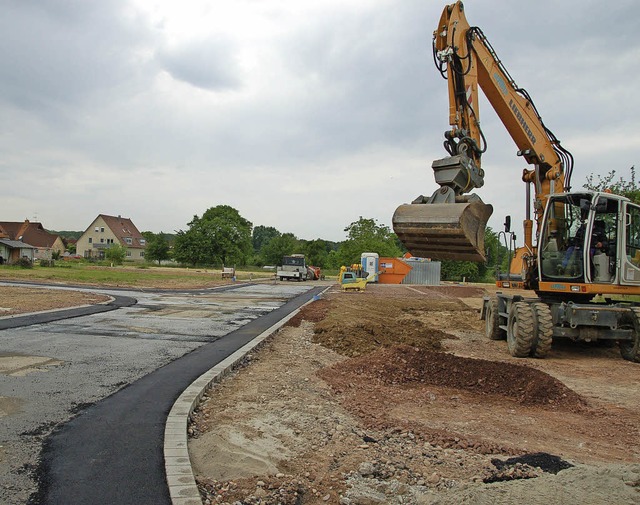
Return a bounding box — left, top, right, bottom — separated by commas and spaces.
504, 216, 511, 233
595, 197, 608, 213
580, 199, 592, 219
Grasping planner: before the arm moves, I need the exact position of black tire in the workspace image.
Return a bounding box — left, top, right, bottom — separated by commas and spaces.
620, 307, 640, 363
530, 302, 553, 358
486, 298, 506, 340
507, 302, 535, 358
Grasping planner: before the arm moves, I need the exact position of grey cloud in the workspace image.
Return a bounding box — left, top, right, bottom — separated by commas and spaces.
268, 1, 435, 155
1, 0, 638, 239
0, 0, 151, 119
157, 37, 241, 91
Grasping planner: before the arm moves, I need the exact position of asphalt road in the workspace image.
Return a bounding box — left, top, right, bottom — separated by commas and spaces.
0, 281, 323, 505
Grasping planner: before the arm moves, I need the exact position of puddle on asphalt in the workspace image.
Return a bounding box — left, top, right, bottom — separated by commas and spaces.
0, 354, 64, 377
0, 396, 25, 417
137, 302, 281, 319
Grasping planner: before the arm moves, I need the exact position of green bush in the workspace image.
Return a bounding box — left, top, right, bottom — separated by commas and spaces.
15, 257, 33, 268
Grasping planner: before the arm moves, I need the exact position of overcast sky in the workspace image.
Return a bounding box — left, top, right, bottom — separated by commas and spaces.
2, 0, 638, 243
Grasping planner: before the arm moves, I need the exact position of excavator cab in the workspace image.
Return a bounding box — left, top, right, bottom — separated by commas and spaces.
538, 192, 640, 287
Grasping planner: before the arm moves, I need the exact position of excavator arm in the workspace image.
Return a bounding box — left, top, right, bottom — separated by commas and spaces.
393, 1, 573, 262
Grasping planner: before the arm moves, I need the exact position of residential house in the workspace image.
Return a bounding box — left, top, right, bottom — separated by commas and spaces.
0, 223, 35, 264
76, 214, 147, 261
0, 220, 63, 261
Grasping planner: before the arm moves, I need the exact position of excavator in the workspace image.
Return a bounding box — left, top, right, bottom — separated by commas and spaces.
392, 1, 640, 362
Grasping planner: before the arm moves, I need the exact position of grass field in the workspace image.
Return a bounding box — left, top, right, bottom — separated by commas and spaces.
0, 263, 275, 289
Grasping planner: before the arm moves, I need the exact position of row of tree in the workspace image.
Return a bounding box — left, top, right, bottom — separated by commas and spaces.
53, 166, 637, 281
142, 205, 405, 271
136, 203, 513, 282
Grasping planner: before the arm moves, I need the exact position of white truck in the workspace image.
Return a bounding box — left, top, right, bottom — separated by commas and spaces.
277, 254, 307, 281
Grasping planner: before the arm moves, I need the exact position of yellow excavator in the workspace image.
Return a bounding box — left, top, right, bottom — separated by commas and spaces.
393, 1, 640, 362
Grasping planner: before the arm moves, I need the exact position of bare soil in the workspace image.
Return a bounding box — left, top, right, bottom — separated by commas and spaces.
189, 284, 640, 505
0, 286, 111, 316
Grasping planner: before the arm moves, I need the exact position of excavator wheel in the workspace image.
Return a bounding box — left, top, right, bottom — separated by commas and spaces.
507, 302, 535, 358
619, 307, 640, 363
530, 302, 553, 358
485, 298, 506, 341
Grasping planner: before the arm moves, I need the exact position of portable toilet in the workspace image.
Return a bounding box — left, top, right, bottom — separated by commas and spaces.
361, 252, 379, 282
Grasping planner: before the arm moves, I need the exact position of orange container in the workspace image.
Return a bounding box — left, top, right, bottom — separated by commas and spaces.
378, 257, 412, 284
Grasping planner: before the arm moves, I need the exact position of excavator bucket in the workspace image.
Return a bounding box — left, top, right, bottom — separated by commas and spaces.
393, 201, 493, 262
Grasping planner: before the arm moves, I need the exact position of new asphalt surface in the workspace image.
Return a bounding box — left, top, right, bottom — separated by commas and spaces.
29, 284, 325, 505
0, 293, 137, 330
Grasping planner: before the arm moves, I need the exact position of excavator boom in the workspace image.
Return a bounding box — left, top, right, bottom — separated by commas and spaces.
393, 1, 571, 263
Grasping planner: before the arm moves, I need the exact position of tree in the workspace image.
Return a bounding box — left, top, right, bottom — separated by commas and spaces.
439, 227, 511, 283
330, 217, 402, 268
173, 205, 252, 267
252, 226, 281, 253
145, 232, 171, 266
477, 227, 511, 281
105, 244, 127, 265
260, 233, 299, 265
440, 259, 479, 282
584, 166, 640, 203
300, 239, 330, 268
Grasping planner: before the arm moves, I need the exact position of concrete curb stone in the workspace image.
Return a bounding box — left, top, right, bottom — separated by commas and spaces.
164, 287, 329, 505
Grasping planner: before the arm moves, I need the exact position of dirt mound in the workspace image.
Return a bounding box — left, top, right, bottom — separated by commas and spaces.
308, 294, 470, 357
320, 345, 587, 410
285, 298, 331, 327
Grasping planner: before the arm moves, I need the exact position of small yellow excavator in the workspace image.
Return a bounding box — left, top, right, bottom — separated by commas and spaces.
393, 1, 640, 362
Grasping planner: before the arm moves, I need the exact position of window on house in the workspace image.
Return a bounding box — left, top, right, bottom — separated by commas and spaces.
89, 238, 93, 244
140, 239, 146, 245
140, 251, 145, 257
126, 251, 131, 257
100, 238, 104, 243
125, 237, 132, 245
95, 227, 99, 232
100, 227, 105, 233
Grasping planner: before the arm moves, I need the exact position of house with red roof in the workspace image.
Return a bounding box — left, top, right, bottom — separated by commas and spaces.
0, 220, 64, 261
76, 214, 147, 261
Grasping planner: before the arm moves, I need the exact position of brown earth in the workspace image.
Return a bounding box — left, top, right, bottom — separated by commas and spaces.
0, 286, 111, 315
189, 284, 640, 505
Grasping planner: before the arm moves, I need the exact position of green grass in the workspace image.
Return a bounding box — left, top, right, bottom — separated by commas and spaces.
0, 263, 273, 288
